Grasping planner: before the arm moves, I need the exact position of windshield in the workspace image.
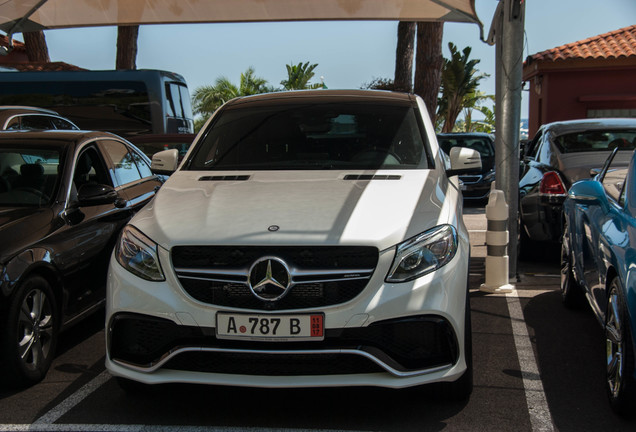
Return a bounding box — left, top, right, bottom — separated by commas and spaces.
554, 129, 636, 153
0, 146, 63, 207
187, 102, 429, 170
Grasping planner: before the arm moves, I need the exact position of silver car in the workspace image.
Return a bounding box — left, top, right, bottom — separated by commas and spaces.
0, 106, 79, 131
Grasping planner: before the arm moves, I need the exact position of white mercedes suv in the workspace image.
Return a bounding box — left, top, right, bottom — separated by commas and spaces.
105, 90, 480, 398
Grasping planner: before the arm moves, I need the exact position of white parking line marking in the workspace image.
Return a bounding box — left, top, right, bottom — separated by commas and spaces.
507, 290, 555, 432
32, 370, 112, 425
8, 369, 368, 432
0, 426, 360, 432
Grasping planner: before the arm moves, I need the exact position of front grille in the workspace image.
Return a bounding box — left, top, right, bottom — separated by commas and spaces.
172, 246, 379, 310
109, 313, 459, 375
163, 352, 385, 376
180, 278, 369, 310
172, 246, 378, 269
459, 174, 482, 184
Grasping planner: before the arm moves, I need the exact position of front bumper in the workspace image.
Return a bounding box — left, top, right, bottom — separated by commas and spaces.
105, 241, 470, 388
459, 174, 493, 200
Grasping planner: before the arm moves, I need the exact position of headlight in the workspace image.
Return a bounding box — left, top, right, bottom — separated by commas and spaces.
483, 170, 496, 182
115, 225, 165, 281
386, 225, 457, 283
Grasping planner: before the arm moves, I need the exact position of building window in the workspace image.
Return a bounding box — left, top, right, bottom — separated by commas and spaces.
588, 109, 636, 118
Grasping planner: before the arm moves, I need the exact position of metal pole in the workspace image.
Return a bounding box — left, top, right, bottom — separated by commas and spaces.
494, 0, 525, 280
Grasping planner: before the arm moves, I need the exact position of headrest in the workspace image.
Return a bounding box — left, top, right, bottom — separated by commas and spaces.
76, 153, 93, 176
20, 163, 44, 177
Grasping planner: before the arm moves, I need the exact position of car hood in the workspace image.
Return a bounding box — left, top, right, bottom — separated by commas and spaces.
132, 170, 457, 251
0, 207, 54, 262
558, 151, 633, 183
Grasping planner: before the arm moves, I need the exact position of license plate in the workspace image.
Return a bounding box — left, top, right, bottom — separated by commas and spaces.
216, 313, 324, 341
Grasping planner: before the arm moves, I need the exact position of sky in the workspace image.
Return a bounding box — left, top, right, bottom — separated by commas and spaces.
17, 0, 636, 120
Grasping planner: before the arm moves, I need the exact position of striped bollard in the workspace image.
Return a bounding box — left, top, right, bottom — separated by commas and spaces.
480, 189, 515, 293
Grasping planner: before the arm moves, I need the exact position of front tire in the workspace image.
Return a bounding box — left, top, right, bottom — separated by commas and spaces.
605, 278, 636, 416
1, 275, 58, 388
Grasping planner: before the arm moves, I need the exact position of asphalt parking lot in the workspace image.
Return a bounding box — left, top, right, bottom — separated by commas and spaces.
1, 205, 636, 432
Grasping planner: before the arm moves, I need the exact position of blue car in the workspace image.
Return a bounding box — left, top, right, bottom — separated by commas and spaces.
562, 147, 636, 415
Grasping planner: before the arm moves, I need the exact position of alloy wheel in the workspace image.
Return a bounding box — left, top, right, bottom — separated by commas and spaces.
606, 287, 624, 399
560, 232, 571, 294
17, 288, 55, 372
559, 222, 581, 308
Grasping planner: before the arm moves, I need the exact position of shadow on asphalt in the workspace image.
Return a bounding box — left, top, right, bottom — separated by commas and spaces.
523, 290, 636, 430
71, 378, 469, 432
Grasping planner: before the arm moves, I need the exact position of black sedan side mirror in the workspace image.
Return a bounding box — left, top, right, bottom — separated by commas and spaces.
77, 183, 127, 208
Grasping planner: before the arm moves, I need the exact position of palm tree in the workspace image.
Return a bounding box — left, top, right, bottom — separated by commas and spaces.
437, 43, 488, 133
192, 67, 271, 119
280, 62, 322, 90
394, 22, 415, 92
413, 22, 444, 120
23, 31, 50, 62
116, 25, 139, 70
461, 91, 495, 132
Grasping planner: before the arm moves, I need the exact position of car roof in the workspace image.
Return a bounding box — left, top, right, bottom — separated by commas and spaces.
542, 118, 636, 136
437, 132, 494, 139
0, 130, 123, 146
225, 89, 416, 107
0, 106, 60, 116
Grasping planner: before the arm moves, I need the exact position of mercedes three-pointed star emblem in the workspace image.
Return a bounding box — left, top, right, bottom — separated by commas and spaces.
248, 257, 291, 301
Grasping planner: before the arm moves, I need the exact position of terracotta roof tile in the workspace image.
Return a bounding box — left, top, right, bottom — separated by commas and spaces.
0, 35, 26, 52
1, 62, 87, 71
529, 24, 636, 63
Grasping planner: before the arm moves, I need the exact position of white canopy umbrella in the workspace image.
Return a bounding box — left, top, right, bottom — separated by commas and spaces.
0, 0, 481, 33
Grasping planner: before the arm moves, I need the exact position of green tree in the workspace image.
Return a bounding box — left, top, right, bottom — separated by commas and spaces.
436, 43, 489, 133
361, 77, 395, 91
280, 62, 322, 90
192, 67, 270, 119
470, 105, 496, 133
461, 91, 495, 132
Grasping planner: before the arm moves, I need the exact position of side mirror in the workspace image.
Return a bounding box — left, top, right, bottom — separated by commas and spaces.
446, 147, 482, 177
568, 180, 606, 207
151, 149, 179, 175
77, 183, 126, 208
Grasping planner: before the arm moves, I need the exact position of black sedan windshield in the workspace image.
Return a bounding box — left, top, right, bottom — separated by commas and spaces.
0, 146, 63, 206
187, 103, 429, 170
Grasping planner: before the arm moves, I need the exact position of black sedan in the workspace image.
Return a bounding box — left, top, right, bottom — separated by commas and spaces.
519, 118, 636, 257
0, 130, 162, 387
438, 132, 495, 202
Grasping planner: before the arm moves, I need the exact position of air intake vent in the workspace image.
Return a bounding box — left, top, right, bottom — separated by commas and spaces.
344, 174, 401, 181
199, 175, 250, 181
